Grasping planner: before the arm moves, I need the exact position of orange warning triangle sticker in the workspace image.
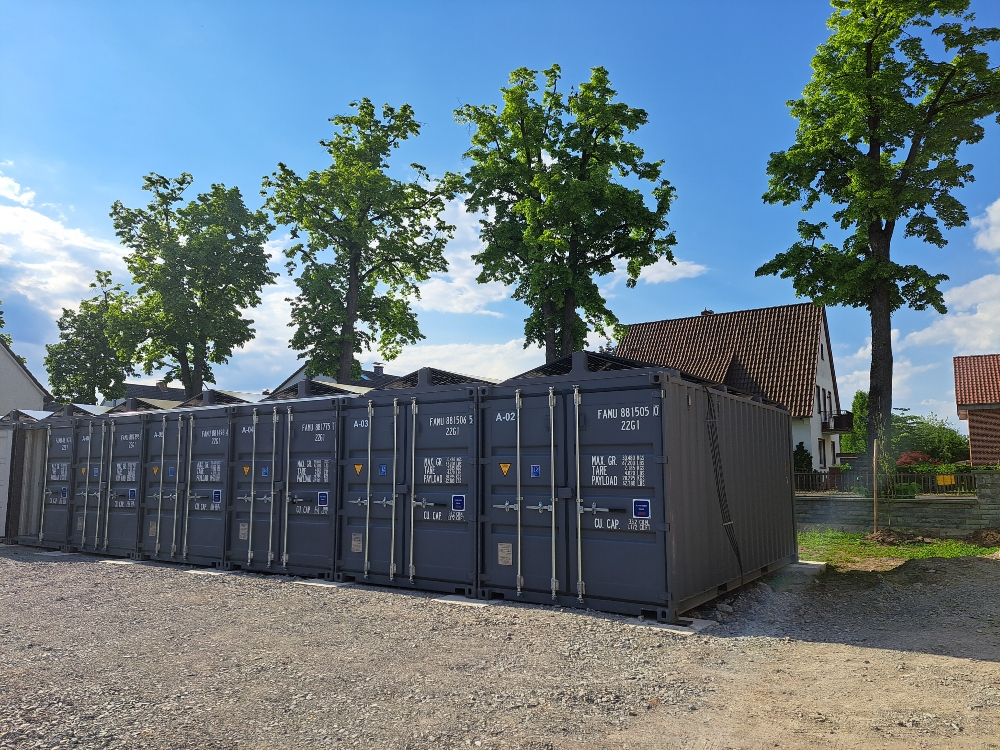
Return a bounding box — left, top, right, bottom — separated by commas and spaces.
153, 466, 159, 476
81, 467, 87, 475
243, 466, 251, 476
500, 463, 511, 476
354, 463, 364, 475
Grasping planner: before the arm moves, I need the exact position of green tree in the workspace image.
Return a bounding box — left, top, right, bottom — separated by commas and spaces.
0, 299, 10, 349
793, 442, 815, 472
840, 391, 870, 454
447, 65, 677, 362
755, 1, 1000, 465
263, 99, 452, 383
111, 174, 276, 396
43, 271, 143, 404
892, 408, 970, 463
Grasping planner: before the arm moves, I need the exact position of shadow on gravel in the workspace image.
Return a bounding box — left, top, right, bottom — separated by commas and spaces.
710, 554, 1000, 663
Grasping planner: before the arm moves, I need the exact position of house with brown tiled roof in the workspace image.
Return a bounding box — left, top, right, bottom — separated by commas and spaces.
617, 302, 852, 470
954, 354, 1000, 466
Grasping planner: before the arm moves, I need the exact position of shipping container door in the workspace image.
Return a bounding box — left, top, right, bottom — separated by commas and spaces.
281, 400, 338, 577
102, 416, 144, 556
337, 397, 406, 584
480, 387, 570, 602
402, 392, 477, 595
73, 420, 107, 552
229, 405, 283, 571
140, 413, 186, 560
33, 421, 76, 547
566, 385, 668, 613
181, 410, 230, 566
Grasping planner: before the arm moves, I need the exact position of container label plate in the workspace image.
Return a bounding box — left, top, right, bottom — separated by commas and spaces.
632, 499, 651, 519
451, 494, 465, 512
530, 465, 541, 478
498, 543, 512, 566
351, 532, 363, 553
318, 492, 329, 507
239, 522, 249, 541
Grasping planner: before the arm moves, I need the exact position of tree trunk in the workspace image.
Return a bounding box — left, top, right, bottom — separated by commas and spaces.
339, 250, 361, 383
177, 350, 194, 397
542, 298, 558, 363
192, 342, 206, 396
867, 225, 894, 471
561, 288, 577, 359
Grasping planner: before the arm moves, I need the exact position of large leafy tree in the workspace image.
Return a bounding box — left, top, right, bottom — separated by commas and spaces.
447, 64, 677, 362
756, 0, 1000, 463
43, 271, 144, 404
111, 174, 276, 396
0, 299, 10, 349
263, 99, 453, 383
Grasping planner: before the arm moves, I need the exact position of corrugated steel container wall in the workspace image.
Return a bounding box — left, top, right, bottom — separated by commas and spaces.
100, 413, 145, 557
139, 412, 187, 561
18, 419, 76, 548
72, 418, 106, 552
664, 378, 797, 613
16, 424, 47, 539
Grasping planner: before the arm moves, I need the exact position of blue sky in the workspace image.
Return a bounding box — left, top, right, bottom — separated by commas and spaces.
2, 1, 1000, 427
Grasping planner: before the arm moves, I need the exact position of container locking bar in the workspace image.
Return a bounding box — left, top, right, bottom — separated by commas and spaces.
548, 386, 558, 600
246, 408, 259, 564
389, 398, 399, 580
80, 421, 95, 547
102, 421, 116, 550
93, 422, 107, 550
574, 386, 585, 601
281, 406, 293, 567
363, 400, 374, 578
515, 389, 523, 594
492, 500, 519, 511
181, 416, 194, 560
267, 407, 279, 567
408, 398, 419, 582
37, 425, 52, 542
171, 415, 183, 558
154, 416, 166, 554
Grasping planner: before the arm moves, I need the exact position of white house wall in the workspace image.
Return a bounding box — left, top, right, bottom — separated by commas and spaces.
0, 346, 46, 415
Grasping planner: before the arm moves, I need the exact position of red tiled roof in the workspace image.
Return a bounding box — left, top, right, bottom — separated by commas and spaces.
954, 354, 1000, 407
616, 303, 832, 418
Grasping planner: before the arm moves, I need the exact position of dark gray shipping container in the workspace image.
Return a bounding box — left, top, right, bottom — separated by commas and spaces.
0, 421, 22, 542
336, 369, 484, 595
479, 352, 797, 621
17, 418, 76, 549
72, 418, 107, 553
178, 408, 231, 566
140, 412, 188, 560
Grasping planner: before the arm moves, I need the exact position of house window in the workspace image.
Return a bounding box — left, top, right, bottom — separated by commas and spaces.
818, 439, 827, 468
816, 386, 821, 412
830, 437, 837, 463
820, 343, 825, 360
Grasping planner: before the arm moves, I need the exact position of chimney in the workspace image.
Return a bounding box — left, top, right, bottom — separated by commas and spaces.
701, 309, 715, 316
157, 380, 168, 392
373, 362, 384, 377
202, 390, 215, 406
297, 379, 311, 398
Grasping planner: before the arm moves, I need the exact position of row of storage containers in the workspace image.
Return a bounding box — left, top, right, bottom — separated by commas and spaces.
0, 352, 798, 621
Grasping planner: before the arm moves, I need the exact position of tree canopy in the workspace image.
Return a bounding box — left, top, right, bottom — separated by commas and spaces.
43, 271, 144, 404
756, 0, 1000, 461
263, 99, 452, 383
447, 64, 677, 362
111, 174, 276, 396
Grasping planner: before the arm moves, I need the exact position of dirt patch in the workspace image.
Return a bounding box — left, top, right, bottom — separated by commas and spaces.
966, 527, 1000, 546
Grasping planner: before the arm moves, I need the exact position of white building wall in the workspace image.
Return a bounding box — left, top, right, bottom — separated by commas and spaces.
0, 346, 46, 415
789, 319, 844, 471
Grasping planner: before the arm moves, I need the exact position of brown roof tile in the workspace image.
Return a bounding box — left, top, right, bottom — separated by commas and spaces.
617, 302, 832, 418
954, 354, 1000, 407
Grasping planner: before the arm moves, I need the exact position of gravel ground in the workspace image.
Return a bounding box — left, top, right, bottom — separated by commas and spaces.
1, 543, 998, 749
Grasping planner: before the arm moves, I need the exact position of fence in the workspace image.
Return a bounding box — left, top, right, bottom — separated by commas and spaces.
794, 470, 977, 497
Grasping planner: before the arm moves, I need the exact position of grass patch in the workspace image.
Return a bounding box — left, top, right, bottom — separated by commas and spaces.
798, 529, 999, 567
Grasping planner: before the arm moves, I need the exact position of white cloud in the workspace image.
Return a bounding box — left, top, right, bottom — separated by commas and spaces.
971, 197, 1000, 254
640, 257, 709, 284
0, 204, 127, 315
902, 274, 1000, 353
364, 339, 544, 381
413, 199, 509, 316
837, 357, 938, 402
0, 171, 36, 206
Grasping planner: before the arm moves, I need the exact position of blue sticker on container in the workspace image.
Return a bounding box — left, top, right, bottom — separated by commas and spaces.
379, 464, 387, 476
261, 466, 269, 477
213, 489, 222, 503
632, 499, 651, 519
530, 465, 541, 478
168, 466, 175, 477
128, 488, 137, 501
61, 487, 67, 498
317, 492, 329, 507
93, 467, 100, 477
451, 494, 466, 512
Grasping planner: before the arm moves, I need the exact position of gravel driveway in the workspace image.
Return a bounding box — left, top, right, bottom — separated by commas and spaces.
1, 543, 997, 749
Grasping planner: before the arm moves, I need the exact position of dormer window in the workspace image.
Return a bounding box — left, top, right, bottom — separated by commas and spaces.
820, 342, 825, 360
